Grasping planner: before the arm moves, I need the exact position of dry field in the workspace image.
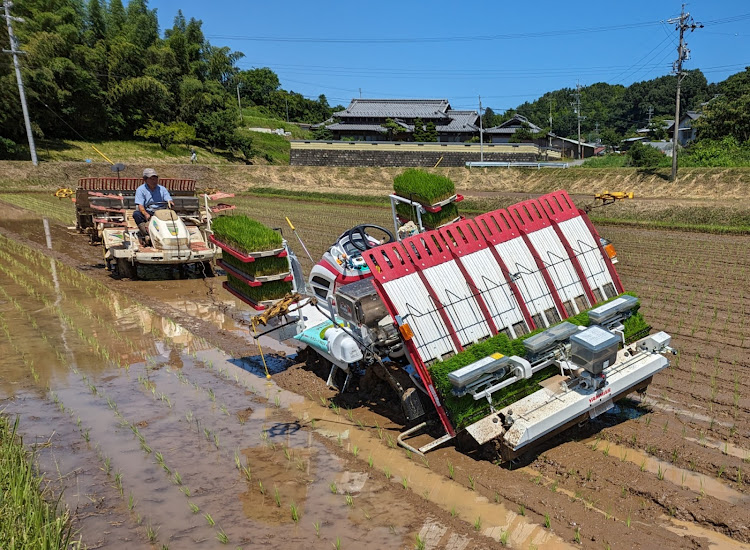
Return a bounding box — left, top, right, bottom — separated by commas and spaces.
0, 188, 748, 549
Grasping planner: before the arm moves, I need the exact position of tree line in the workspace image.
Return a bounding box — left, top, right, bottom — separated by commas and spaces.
482, 67, 750, 149
0, 0, 338, 159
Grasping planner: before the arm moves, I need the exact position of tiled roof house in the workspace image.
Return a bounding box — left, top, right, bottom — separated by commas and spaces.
326, 99, 479, 142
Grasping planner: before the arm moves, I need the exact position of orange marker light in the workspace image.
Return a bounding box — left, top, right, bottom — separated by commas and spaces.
398, 323, 414, 341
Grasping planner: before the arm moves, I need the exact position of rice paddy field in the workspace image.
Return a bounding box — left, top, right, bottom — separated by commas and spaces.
0, 188, 748, 549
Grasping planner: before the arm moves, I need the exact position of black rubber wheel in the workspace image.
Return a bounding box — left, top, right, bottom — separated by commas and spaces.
116, 258, 137, 279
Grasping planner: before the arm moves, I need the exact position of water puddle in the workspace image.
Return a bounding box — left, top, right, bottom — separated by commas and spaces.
684, 436, 750, 461
663, 516, 750, 550
581, 436, 748, 505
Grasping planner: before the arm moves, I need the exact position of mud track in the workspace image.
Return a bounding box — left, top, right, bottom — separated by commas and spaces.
0, 202, 748, 549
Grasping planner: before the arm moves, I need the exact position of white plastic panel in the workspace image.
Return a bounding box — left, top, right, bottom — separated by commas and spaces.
526, 226, 587, 313
382, 275, 456, 361
494, 238, 556, 326
558, 217, 615, 301
422, 261, 492, 346
458, 249, 526, 338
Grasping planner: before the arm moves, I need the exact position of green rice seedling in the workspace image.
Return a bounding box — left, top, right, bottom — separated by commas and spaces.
330, 481, 338, 494
544, 514, 550, 528
155, 452, 165, 466
337, 433, 343, 447
518, 504, 525, 516
283, 447, 292, 462
551, 480, 558, 492
204, 513, 215, 526
352, 445, 359, 458
274, 487, 281, 507
313, 521, 321, 537
146, 524, 158, 542
83, 429, 90, 442
114, 471, 124, 496
128, 494, 135, 510
368, 454, 373, 468
393, 169, 456, 205
447, 461, 454, 479
345, 407, 354, 422
494, 491, 500, 503
173, 471, 182, 485
415, 534, 426, 550
450, 507, 457, 517
603, 443, 610, 456
657, 465, 665, 480
500, 530, 509, 546
386, 434, 395, 448
189, 501, 199, 514
330, 402, 340, 415
468, 475, 475, 491
626, 513, 631, 528
234, 449, 242, 470
574, 527, 581, 543
101, 456, 111, 475
274, 395, 281, 409
717, 465, 725, 478
208, 388, 215, 402
333, 537, 341, 550
401, 477, 408, 490
420, 455, 429, 468
345, 494, 354, 507
242, 466, 252, 482
258, 480, 265, 494
473, 516, 481, 531
211, 215, 283, 256
404, 449, 412, 460
384, 467, 392, 480
290, 502, 299, 522
640, 459, 646, 472
375, 422, 383, 440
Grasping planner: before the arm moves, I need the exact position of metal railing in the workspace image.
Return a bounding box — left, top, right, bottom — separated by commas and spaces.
465, 161, 569, 169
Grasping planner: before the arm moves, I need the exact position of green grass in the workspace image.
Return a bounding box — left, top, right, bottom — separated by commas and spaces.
240, 130, 292, 164
393, 169, 456, 204
581, 154, 627, 168
32, 139, 233, 165
0, 193, 75, 225
211, 215, 283, 254
429, 293, 643, 428
241, 108, 312, 139
0, 415, 75, 548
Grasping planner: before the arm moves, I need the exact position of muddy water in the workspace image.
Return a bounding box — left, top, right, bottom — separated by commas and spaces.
580, 435, 748, 506
0, 236, 444, 549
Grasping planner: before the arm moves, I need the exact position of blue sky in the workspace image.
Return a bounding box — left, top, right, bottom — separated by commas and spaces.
149, 0, 749, 113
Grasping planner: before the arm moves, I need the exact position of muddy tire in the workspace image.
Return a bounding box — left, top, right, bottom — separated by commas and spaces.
116, 258, 137, 279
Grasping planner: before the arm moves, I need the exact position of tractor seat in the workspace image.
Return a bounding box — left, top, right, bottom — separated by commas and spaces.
154, 209, 179, 221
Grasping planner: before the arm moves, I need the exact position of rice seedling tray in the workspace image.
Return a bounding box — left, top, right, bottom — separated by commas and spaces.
222, 281, 274, 311
217, 259, 293, 286
209, 235, 287, 263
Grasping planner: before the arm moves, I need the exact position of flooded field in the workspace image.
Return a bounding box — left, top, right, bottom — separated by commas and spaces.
1, 194, 749, 549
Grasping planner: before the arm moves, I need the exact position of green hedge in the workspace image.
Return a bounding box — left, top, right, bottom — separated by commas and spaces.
429, 292, 644, 429
393, 169, 456, 205
212, 215, 282, 255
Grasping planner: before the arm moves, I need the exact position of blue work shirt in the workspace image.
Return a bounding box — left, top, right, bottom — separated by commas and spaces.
135, 183, 173, 214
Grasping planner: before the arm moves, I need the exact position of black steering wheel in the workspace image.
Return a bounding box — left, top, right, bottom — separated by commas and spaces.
346, 224, 395, 251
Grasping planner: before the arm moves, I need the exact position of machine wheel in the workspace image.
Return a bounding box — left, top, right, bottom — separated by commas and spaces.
116, 258, 137, 279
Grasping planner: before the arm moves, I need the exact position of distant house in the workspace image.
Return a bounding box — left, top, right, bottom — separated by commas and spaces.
326, 99, 479, 142
484, 114, 544, 143
484, 114, 596, 159
637, 111, 702, 146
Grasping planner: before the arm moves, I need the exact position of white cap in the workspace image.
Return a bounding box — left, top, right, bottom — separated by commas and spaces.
143, 168, 158, 178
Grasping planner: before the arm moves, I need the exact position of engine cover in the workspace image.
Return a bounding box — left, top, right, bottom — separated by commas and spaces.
336, 278, 388, 327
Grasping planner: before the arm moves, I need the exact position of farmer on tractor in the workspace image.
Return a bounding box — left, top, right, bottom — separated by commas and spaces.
134, 168, 174, 242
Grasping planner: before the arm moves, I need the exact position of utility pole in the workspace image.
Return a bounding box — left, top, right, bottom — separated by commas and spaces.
479, 95, 483, 162
284, 96, 289, 122
571, 81, 585, 159
647, 105, 654, 125
667, 4, 702, 181
548, 99, 553, 148
2, 1, 37, 166
236, 84, 243, 123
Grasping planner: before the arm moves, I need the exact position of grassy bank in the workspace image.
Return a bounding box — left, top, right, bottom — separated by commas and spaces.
0, 415, 75, 548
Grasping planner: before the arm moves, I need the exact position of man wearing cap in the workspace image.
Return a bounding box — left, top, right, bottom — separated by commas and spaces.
134, 168, 174, 242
